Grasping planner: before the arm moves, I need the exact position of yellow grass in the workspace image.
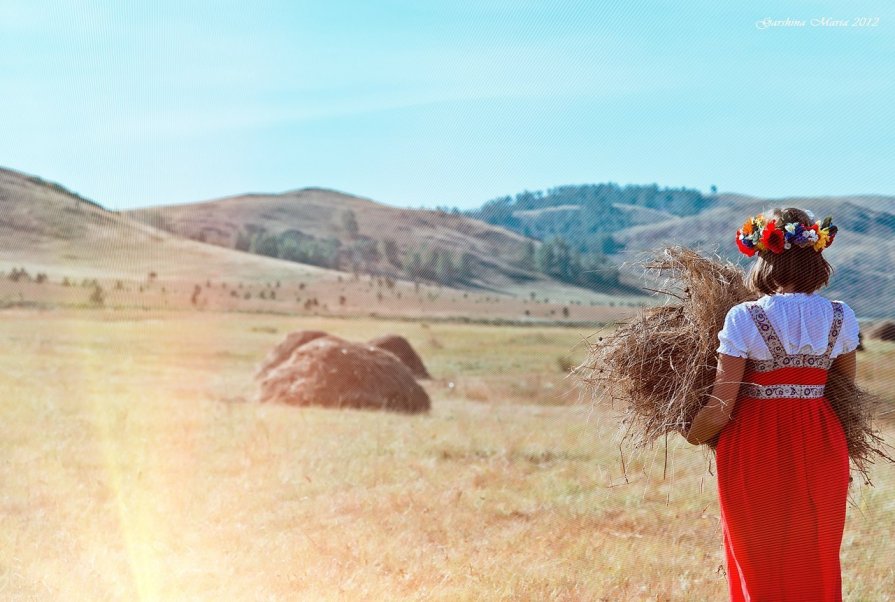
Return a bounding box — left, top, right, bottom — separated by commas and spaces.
1, 308, 893, 601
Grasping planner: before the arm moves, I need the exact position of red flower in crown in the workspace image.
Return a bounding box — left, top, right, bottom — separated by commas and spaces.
735, 233, 756, 257
760, 219, 786, 254
825, 224, 838, 248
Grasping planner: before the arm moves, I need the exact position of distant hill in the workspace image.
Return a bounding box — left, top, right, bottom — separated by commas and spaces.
608, 193, 895, 317
466, 183, 715, 253
0, 167, 335, 283
465, 183, 895, 317
123, 188, 634, 294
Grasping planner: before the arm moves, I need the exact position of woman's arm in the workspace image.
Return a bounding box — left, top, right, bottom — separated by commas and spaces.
685, 353, 747, 445
829, 349, 857, 382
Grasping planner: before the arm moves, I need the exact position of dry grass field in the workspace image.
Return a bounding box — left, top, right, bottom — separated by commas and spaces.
1, 307, 893, 601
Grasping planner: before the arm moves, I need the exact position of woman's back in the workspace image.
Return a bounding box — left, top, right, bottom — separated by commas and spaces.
718, 292, 860, 361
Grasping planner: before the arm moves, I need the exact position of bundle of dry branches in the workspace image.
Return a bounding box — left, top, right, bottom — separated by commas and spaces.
577, 246, 893, 485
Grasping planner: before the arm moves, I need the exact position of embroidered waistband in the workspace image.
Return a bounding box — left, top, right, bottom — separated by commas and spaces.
748, 353, 833, 372
741, 383, 826, 399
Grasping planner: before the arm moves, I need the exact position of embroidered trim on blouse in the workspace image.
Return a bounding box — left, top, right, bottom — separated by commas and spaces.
741, 383, 826, 399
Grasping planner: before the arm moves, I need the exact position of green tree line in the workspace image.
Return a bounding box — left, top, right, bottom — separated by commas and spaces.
466, 182, 714, 258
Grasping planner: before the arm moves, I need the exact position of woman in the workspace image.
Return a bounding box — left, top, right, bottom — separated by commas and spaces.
685, 207, 859, 601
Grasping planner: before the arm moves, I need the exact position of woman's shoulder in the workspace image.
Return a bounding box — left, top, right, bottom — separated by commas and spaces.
722, 300, 761, 325
828, 298, 858, 324
727, 297, 766, 314
805, 294, 857, 318
828, 297, 856, 312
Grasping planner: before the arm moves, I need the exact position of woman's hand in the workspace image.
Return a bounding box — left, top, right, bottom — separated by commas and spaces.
685, 354, 746, 445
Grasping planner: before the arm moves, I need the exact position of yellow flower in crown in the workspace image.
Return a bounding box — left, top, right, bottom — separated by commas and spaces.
813, 227, 830, 251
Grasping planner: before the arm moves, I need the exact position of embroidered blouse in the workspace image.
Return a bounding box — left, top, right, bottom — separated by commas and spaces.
717, 292, 860, 361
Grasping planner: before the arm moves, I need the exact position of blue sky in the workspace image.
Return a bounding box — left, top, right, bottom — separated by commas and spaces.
1, 1, 892, 210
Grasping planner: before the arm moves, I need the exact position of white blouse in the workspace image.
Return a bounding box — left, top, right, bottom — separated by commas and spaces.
717, 293, 860, 360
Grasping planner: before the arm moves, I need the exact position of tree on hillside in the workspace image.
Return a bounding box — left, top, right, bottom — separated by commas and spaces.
420, 246, 440, 281
590, 232, 623, 255
579, 250, 620, 288
349, 239, 379, 268
533, 236, 620, 291
459, 252, 476, 281
235, 229, 252, 251
520, 240, 536, 271
279, 238, 303, 262
404, 250, 422, 281
250, 231, 280, 258
379, 238, 402, 268
436, 250, 456, 284
341, 209, 359, 239
535, 239, 557, 275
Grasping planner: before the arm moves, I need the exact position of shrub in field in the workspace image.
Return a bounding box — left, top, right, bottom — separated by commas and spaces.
8, 268, 32, 282
89, 285, 105, 307
868, 321, 895, 341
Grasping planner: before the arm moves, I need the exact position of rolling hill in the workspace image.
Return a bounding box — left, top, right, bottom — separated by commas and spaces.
0, 167, 334, 284
605, 194, 895, 317
1, 167, 642, 323
122, 188, 631, 294
464, 183, 895, 317
5, 165, 895, 317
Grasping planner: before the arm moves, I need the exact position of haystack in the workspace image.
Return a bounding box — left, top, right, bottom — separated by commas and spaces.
254, 330, 329, 379
868, 321, 895, 341
254, 335, 431, 413
368, 334, 431, 379
576, 246, 892, 485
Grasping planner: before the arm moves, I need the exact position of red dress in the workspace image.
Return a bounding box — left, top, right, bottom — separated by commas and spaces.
715, 301, 850, 601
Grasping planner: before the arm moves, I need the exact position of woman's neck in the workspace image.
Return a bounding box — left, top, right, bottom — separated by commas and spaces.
773, 285, 812, 294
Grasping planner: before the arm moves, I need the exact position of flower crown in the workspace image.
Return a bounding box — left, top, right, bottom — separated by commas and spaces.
736, 213, 837, 257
